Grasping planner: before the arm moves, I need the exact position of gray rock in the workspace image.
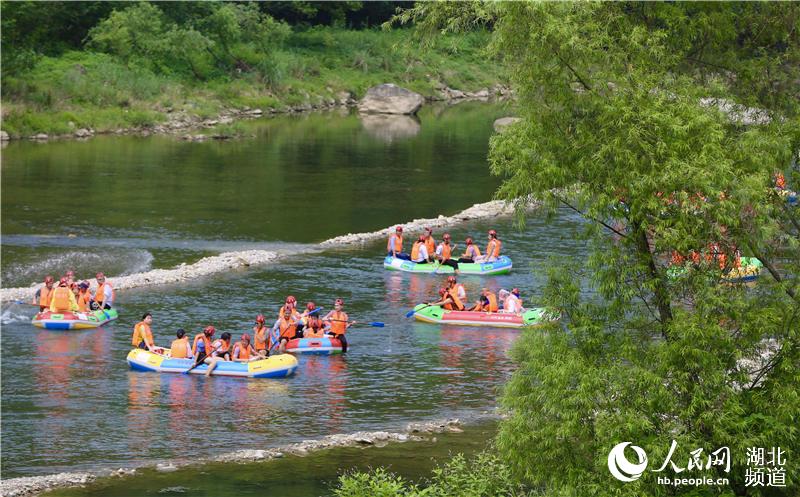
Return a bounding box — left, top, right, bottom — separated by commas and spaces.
473, 88, 490, 98
1, 130, 9, 141
358, 84, 424, 115
493, 117, 522, 133
31, 133, 49, 140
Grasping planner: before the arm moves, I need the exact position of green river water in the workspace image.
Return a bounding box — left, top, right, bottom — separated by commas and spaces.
1, 102, 589, 494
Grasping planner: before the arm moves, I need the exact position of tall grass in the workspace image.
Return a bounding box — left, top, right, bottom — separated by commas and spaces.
1, 27, 505, 136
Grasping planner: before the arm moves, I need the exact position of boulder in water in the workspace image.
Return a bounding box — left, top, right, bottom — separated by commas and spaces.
358, 84, 424, 115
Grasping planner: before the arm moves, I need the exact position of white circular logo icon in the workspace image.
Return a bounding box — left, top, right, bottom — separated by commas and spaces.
608, 442, 648, 482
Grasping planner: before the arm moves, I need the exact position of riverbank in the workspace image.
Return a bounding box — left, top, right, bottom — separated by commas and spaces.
0, 199, 537, 302
1, 27, 506, 140
1, 417, 495, 497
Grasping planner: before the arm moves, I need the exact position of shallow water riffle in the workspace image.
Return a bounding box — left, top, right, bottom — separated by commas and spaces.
44, 420, 499, 497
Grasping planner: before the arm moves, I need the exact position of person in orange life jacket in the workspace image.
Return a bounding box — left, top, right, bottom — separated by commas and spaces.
501, 288, 524, 314
458, 237, 481, 263
278, 295, 301, 320
192, 325, 215, 362
49, 277, 79, 313
201, 331, 232, 376
435, 233, 459, 272
387, 226, 410, 260
295, 301, 319, 338
423, 227, 436, 262
476, 229, 502, 263
445, 275, 467, 302
64, 270, 76, 286
232, 334, 258, 362
132, 312, 156, 351
468, 288, 498, 312
304, 316, 327, 338
93, 272, 114, 310
170, 329, 192, 359
428, 287, 466, 311
33, 275, 55, 312
410, 235, 430, 264
322, 298, 351, 353
273, 308, 303, 353
774, 171, 786, 190
76, 281, 92, 312
253, 314, 270, 358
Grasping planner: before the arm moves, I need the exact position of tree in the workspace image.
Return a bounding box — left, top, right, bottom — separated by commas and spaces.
362, 3, 800, 496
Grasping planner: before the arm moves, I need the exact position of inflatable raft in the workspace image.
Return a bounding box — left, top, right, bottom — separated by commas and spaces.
32, 308, 119, 330
126, 349, 298, 378
412, 304, 555, 329
383, 255, 512, 276
286, 337, 343, 355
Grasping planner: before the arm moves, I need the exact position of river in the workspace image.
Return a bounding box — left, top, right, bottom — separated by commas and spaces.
0, 102, 588, 490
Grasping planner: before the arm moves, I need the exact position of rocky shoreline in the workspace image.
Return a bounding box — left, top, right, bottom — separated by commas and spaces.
0, 418, 475, 497
0, 198, 537, 302
0, 84, 512, 143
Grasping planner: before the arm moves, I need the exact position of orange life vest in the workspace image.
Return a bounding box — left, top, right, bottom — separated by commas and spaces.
487, 239, 502, 259
192, 333, 212, 356
443, 289, 465, 311
425, 236, 436, 256
466, 244, 481, 258
775, 172, 786, 189
479, 292, 498, 312
670, 251, 686, 266
51, 287, 73, 312
76, 290, 90, 312
278, 317, 296, 339
235, 341, 251, 360
253, 325, 268, 351
170, 338, 190, 359
329, 310, 348, 335
95, 282, 115, 305
388, 234, 403, 253
410, 242, 421, 261
212, 339, 230, 355
39, 286, 54, 308
439, 243, 452, 260
132, 322, 153, 347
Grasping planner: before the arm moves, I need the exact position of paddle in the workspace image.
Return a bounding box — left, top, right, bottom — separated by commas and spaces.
14, 300, 39, 307
405, 304, 432, 318
183, 352, 207, 374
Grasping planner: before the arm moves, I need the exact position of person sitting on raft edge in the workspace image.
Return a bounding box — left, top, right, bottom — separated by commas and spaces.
322, 298, 352, 353
475, 229, 502, 263
253, 314, 270, 358
435, 233, 459, 273
468, 288, 498, 313
428, 286, 466, 311
93, 272, 115, 310
411, 235, 429, 264
458, 237, 481, 263
33, 275, 56, 312
132, 312, 156, 351
423, 227, 436, 262
50, 277, 79, 313
387, 226, 410, 260
232, 333, 258, 362
170, 329, 192, 359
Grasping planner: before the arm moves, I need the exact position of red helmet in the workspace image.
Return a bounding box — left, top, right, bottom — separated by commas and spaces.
438, 287, 447, 297
447, 275, 457, 283
418, 235, 425, 242
511, 288, 520, 296
488, 229, 497, 237
44, 275, 54, 284
58, 277, 68, 286
443, 233, 451, 240
334, 298, 344, 306
65, 270, 75, 277
465, 237, 473, 245
396, 226, 403, 232
204, 325, 215, 335
241, 333, 251, 342
286, 295, 296, 304
255, 314, 265, 324
306, 301, 316, 311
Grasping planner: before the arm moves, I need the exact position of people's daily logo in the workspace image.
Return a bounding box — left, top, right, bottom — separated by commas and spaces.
608, 442, 648, 482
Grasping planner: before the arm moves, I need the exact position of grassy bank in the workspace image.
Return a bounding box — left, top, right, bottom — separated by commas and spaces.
1, 27, 504, 137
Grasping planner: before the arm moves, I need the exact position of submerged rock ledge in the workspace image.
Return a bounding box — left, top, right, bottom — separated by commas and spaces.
0, 418, 469, 497
0, 200, 537, 302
